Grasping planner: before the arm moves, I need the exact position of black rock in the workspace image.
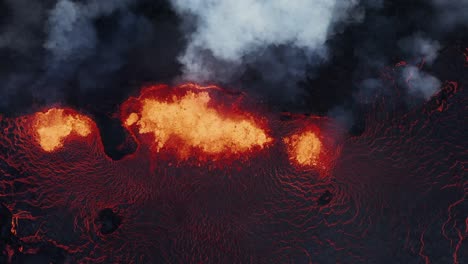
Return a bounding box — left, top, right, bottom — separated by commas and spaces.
0, 203, 12, 242
317, 190, 333, 206
95, 208, 122, 235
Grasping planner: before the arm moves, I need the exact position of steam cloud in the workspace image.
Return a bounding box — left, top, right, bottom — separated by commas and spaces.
401, 66, 441, 100
0, 0, 467, 122
40, 0, 134, 97
398, 35, 441, 65
0, 0, 159, 110
431, 0, 468, 30
169, 0, 361, 101
45, 0, 132, 64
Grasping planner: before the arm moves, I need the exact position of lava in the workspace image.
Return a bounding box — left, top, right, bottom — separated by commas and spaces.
284, 130, 322, 167
280, 119, 342, 176
122, 84, 272, 160
32, 108, 93, 152
0, 73, 465, 263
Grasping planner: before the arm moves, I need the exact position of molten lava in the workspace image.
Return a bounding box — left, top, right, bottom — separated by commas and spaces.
0, 50, 465, 263
284, 130, 322, 167
124, 85, 272, 159
32, 108, 92, 152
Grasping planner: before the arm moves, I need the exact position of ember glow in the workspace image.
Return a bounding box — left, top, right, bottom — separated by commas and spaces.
124, 85, 272, 159
32, 108, 92, 152
284, 130, 322, 167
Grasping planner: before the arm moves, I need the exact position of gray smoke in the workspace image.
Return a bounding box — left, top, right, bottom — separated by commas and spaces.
352, 4, 450, 108
0, 0, 46, 54
0, 0, 152, 108
431, 0, 468, 30
42, 0, 133, 85
169, 0, 361, 100
0, 0, 465, 122
45, 0, 133, 63
401, 66, 441, 101
354, 34, 442, 109
398, 35, 441, 65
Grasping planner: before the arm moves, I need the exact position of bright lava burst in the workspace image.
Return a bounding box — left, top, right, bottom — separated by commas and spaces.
123, 84, 272, 160
284, 130, 322, 167
32, 108, 93, 152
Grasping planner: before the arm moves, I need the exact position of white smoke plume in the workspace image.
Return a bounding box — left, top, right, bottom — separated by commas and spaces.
402, 66, 441, 101
169, 0, 361, 88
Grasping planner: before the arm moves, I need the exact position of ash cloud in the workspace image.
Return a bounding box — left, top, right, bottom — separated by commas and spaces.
398, 35, 441, 65
431, 0, 468, 30
168, 0, 462, 113
0, 0, 46, 54
322, 0, 464, 130
169, 0, 362, 102
45, 0, 131, 65
0, 0, 183, 114
401, 66, 441, 100
348, 1, 463, 99
397, 35, 442, 104
365, 35, 443, 106
0, 0, 467, 133
38, 0, 135, 98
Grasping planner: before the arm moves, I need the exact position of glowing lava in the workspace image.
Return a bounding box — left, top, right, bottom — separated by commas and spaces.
124, 85, 272, 159
284, 130, 322, 167
32, 108, 92, 152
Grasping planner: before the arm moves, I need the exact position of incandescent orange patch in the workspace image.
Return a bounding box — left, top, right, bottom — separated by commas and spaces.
284, 130, 322, 167
33, 108, 92, 152
125, 113, 139, 126
125, 89, 272, 158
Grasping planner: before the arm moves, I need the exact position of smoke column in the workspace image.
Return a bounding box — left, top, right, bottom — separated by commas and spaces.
169, 0, 362, 102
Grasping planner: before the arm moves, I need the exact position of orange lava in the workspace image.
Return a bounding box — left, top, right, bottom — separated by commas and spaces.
32, 108, 92, 152
284, 130, 323, 167
125, 113, 139, 126
124, 86, 272, 158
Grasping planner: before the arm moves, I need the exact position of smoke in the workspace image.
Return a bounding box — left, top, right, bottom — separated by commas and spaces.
353, 34, 443, 112
40, 0, 134, 94
431, 0, 468, 30
0, 0, 466, 131
401, 66, 441, 101
0, 0, 138, 108
0, 0, 46, 54
0, 0, 184, 112
397, 35, 442, 105
398, 35, 441, 65
169, 0, 362, 101
45, 0, 133, 63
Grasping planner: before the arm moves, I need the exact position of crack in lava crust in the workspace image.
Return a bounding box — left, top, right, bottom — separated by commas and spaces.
0, 79, 466, 263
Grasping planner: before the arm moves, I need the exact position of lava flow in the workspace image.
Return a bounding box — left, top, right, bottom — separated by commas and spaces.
122, 84, 272, 162
0, 73, 466, 263
32, 108, 93, 152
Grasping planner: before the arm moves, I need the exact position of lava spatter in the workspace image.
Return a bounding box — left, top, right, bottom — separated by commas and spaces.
280, 116, 343, 177
284, 130, 322, 166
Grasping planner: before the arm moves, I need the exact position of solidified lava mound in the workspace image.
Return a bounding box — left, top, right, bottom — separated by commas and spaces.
0, 71, 466, 262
